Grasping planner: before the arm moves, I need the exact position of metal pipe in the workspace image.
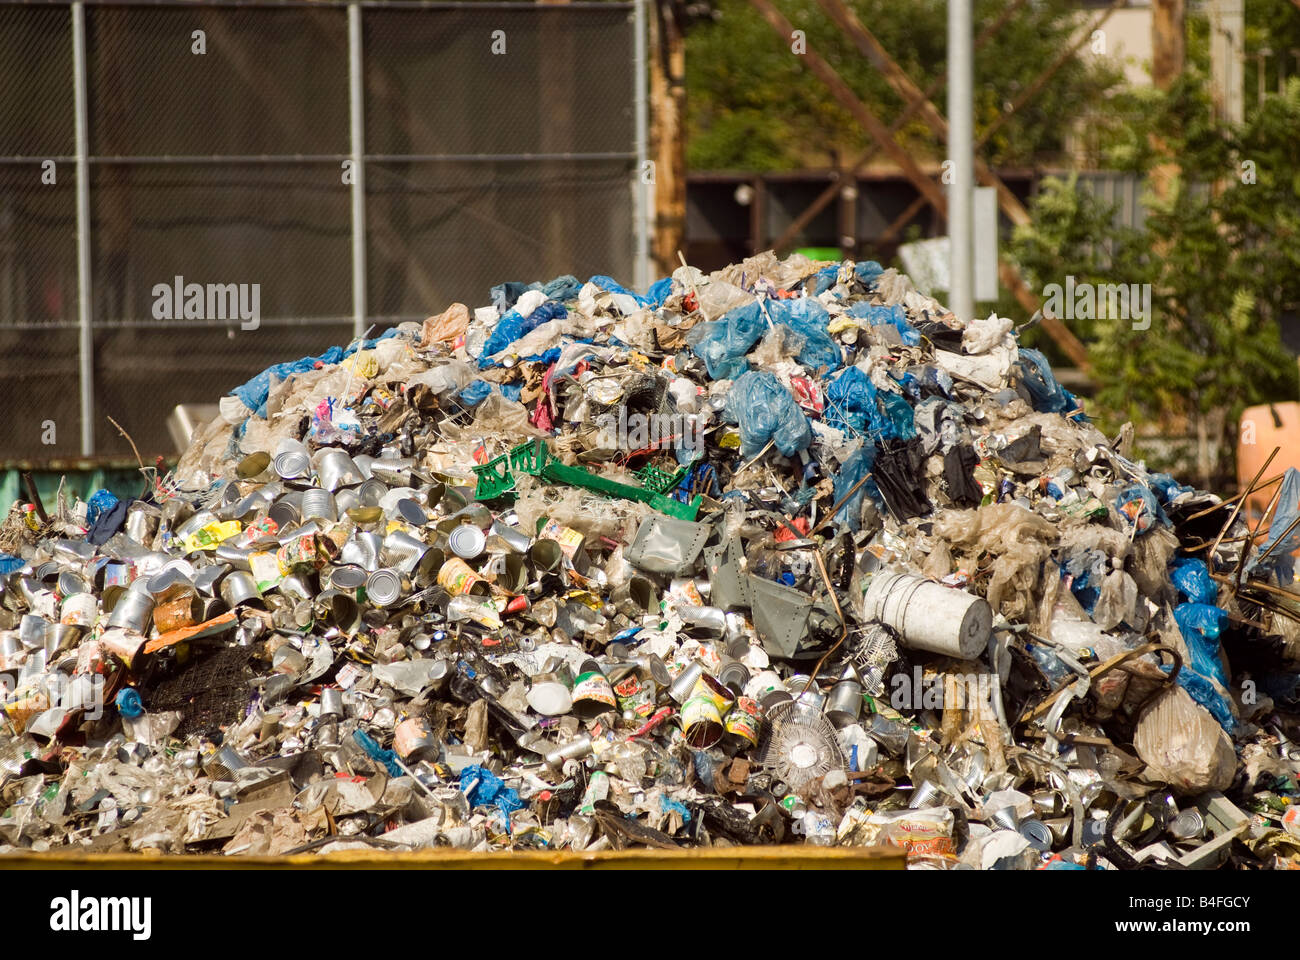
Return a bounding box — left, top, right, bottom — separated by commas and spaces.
946, 0, 973, 323
633, 0, 650, 293
348, 2, 367, 340
72, 1, 94, 456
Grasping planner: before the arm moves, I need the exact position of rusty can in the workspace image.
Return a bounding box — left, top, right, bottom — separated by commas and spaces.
153, 595, 201, 633
394, 716, 441, 763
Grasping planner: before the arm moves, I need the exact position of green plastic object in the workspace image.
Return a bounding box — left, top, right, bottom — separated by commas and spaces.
472, 439, 702, 520
635, 462, 688, 495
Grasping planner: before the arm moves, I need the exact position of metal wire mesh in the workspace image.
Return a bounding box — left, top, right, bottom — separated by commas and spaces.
0, 0, 639, 461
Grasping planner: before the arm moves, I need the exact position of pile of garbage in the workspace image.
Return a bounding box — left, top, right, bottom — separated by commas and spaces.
3, 251, 1300, 868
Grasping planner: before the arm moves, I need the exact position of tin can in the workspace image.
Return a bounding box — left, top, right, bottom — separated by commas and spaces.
540, 520, 584, 561
682, 694, 724, 749
382, 529, 432, 575
395, 498, 429, 527
717, 658, 750, 695
610, 576, 657, 617
667, 661, 704, 704
59, 593, 98, 628
274, 450, 312, 481
107, 590, 154, 633
315, 449, 364, 492
219, 570, 262, 609
327, 563, 368, 592
319, 686, 345, 720
394, 716, 441, 763
824, 679, 863, 728
570, 660, 616, 720
124, 503, 160, 545
723, 696, 762, 747
335, 532, 376, 572
437, 557, 489, 596
682, 673, 734, 749
544, 733, 592, 769
612, 673, 657, 718
448, 524, 487, 561
299, 488, 338, 523
489, 521, 531, 554
528, 538, 564, 574
365, 568, 405, 607
154, 595, 201, 633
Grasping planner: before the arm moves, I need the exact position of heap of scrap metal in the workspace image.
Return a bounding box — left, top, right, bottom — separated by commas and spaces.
2, 250, 1299, 868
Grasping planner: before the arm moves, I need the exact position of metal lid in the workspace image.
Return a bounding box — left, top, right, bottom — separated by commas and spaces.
448, 524, 486, 560
396, 498, 429, 526
329, 564, 368, 591
365, 568, 403, 606
274, 451, 312, 480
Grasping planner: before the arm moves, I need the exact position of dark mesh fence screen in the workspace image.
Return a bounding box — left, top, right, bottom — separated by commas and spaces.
0, 0, 637, 460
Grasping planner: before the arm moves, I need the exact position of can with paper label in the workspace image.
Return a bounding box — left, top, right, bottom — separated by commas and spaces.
571, 660, 617, 720
723, 696, 762, 748
437, 556, 490, 596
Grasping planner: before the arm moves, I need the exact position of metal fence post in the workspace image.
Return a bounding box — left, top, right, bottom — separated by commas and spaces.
72, 0, 94, 454
348, 2, 367, 340
633, 0, 650, 293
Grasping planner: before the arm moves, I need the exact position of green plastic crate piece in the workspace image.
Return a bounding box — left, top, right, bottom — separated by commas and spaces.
509, 439, 549, 477
635, 463, 688, 495
475, 438, 702, 519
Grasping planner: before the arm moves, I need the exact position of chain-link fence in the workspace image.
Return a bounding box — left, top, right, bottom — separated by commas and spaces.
0, 0, 645, 460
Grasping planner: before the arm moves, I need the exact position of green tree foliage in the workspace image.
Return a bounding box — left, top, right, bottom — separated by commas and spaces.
686, 0, 1123, 171
1010, 70, 1300, 483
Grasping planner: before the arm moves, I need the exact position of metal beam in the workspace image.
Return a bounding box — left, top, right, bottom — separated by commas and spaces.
633, 0, 650, 291
747, 0, 1091, 369
814, 0, 1030, 227
746, 0, 947, 212
975, 0, 1124, 151
769, 0, 1027, 253
348, 3, 367, 339
72, 1, 94, 455
948, 0, 973, 323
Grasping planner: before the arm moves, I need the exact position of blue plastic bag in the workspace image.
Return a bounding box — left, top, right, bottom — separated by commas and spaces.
541, 274, 582, 302
687, 301, 767, 381
832, 445, 881, 530
725, 371, 811, 457
458, 380, 492, 406
1149, 472, 1195, 503
86, 488, 119, 526
589, 274, 651, 306
459, 764, 524, 818
478, 300, 567, 368
854, 260, 884, 285
809, 264, 841, 296
1169, 557, 1217, 605
847, 302, 920, 346
824, 366, 915, 442
490, 281, 540, 312
230, 328, 400, 419
1248, 467, 1300, 584
768, 298, 841, 373
1017, 348, 1076, 415
1172, 602, 1229, 686
645, 276, 675, 308
1115, 483, 1168, 535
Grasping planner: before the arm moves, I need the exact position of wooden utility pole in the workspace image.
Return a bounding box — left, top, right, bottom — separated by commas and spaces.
650, 0, 687, 276
1152, 0, 1186, 91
